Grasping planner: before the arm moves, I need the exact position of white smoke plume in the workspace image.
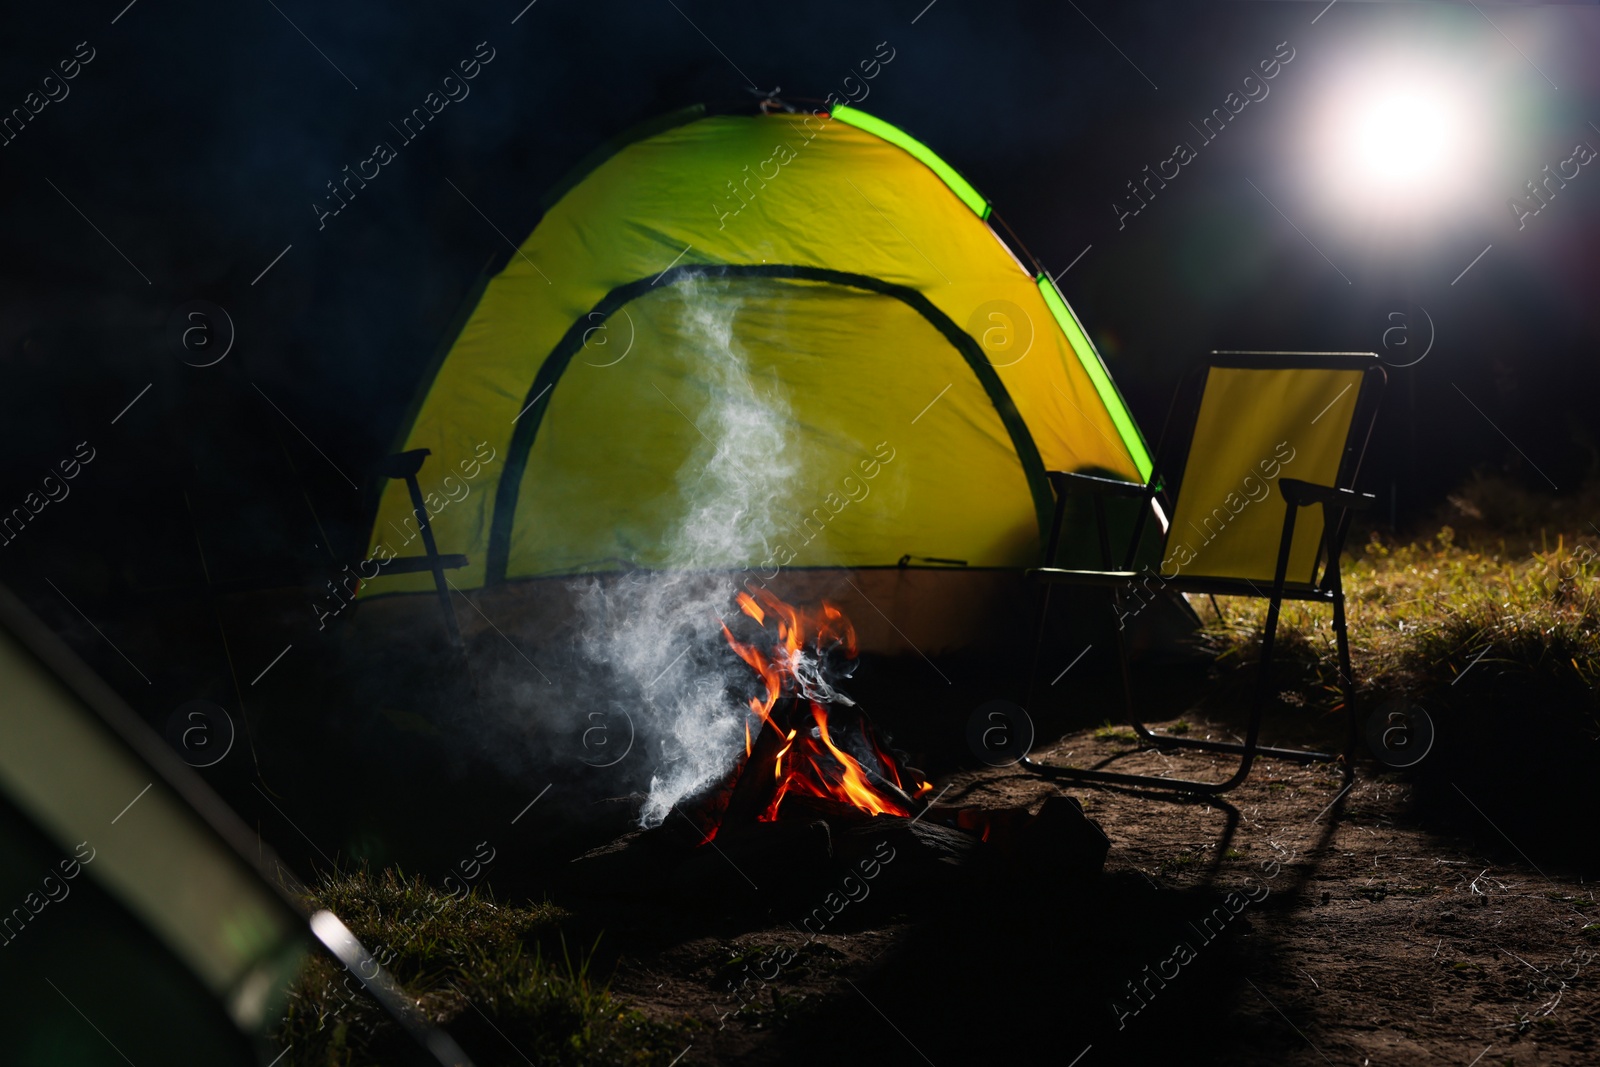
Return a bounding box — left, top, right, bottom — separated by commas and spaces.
572, 276, 801, 827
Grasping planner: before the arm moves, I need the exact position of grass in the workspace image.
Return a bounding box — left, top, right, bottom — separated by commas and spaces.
1198, 475, 1600, 730
278, 867, 691, 1067
1093, 720, 1140, 745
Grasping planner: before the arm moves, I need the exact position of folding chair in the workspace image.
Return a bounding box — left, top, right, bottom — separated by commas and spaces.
366, 449, 469, 647
1025, 352, 1386, 794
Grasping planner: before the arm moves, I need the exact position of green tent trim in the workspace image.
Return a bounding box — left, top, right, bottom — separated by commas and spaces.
1035, 275, 1154, 481
829, 103, 991, 219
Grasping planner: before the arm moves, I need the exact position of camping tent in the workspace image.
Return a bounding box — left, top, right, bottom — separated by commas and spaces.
361, 102, 1156, 654
0, 584, 470, 1066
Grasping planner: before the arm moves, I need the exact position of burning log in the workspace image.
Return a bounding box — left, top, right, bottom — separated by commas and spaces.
719, 697, 801, 829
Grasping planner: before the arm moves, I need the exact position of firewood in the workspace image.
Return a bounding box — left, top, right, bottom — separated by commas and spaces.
1006, 795, 1110, 884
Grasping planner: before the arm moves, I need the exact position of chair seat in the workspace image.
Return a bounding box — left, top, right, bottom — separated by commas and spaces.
1026, 567, 1335, 602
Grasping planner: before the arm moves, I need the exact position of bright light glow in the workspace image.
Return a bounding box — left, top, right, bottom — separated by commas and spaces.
1344, 85, 1462, 189
1299, 58, 1489, 237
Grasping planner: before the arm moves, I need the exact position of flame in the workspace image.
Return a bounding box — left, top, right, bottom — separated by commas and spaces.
720, 587, 926, 821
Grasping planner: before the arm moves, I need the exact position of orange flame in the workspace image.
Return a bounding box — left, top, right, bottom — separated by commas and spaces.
720, 587, 926, 821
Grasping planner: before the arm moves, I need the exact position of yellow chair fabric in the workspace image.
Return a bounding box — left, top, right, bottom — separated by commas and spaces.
1162, 366, 1367, 584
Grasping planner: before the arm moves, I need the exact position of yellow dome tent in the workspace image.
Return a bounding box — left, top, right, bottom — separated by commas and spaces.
360, 103, 1153, 655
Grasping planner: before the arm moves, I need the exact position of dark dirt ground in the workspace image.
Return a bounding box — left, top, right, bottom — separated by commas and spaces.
561, 718, 1598, 1067
238, 566, 1600, 1067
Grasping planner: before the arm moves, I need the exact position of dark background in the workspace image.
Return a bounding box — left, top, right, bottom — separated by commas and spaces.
1, 0, 1596, 868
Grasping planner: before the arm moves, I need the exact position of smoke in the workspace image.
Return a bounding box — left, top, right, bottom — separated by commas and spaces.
571, 275, 800, 827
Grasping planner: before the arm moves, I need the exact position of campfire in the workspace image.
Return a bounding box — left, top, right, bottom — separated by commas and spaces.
708, 588, 933, 837
567, 586, 1110, 909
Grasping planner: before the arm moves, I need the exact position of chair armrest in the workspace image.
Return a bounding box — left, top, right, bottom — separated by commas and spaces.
1279, 478, 1374, 511
1042, 471, 1159, 571
1026, 566, 1141, 587
1046, 470, 1150, 498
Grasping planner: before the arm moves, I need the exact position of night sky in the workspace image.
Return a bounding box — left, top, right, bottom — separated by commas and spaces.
2, 0, 1598, 711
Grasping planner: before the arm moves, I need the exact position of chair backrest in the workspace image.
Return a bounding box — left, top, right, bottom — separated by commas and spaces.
1157, 352, 1384, 585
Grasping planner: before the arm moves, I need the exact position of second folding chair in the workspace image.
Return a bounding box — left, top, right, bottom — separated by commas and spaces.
1026, 351, 1386, 794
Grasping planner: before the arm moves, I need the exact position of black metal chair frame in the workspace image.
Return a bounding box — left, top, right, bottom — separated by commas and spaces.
366, 449, 469, 647
1025, 352, 1387, 795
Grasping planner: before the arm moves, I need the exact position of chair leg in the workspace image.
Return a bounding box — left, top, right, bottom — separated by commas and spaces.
1025, 501, 1348, 794
1332, 584, 1359, 773
1321, 504, 1358, 779
1023, 584, 1055, 714
1118, 583, 1338, 765
1024, 587, 1273, 795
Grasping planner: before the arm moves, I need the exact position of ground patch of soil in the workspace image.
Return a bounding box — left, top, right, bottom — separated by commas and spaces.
572, 722, 1599, 1066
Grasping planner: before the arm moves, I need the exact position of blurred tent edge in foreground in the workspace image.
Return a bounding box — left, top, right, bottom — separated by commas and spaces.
0, 582, 473, 1067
